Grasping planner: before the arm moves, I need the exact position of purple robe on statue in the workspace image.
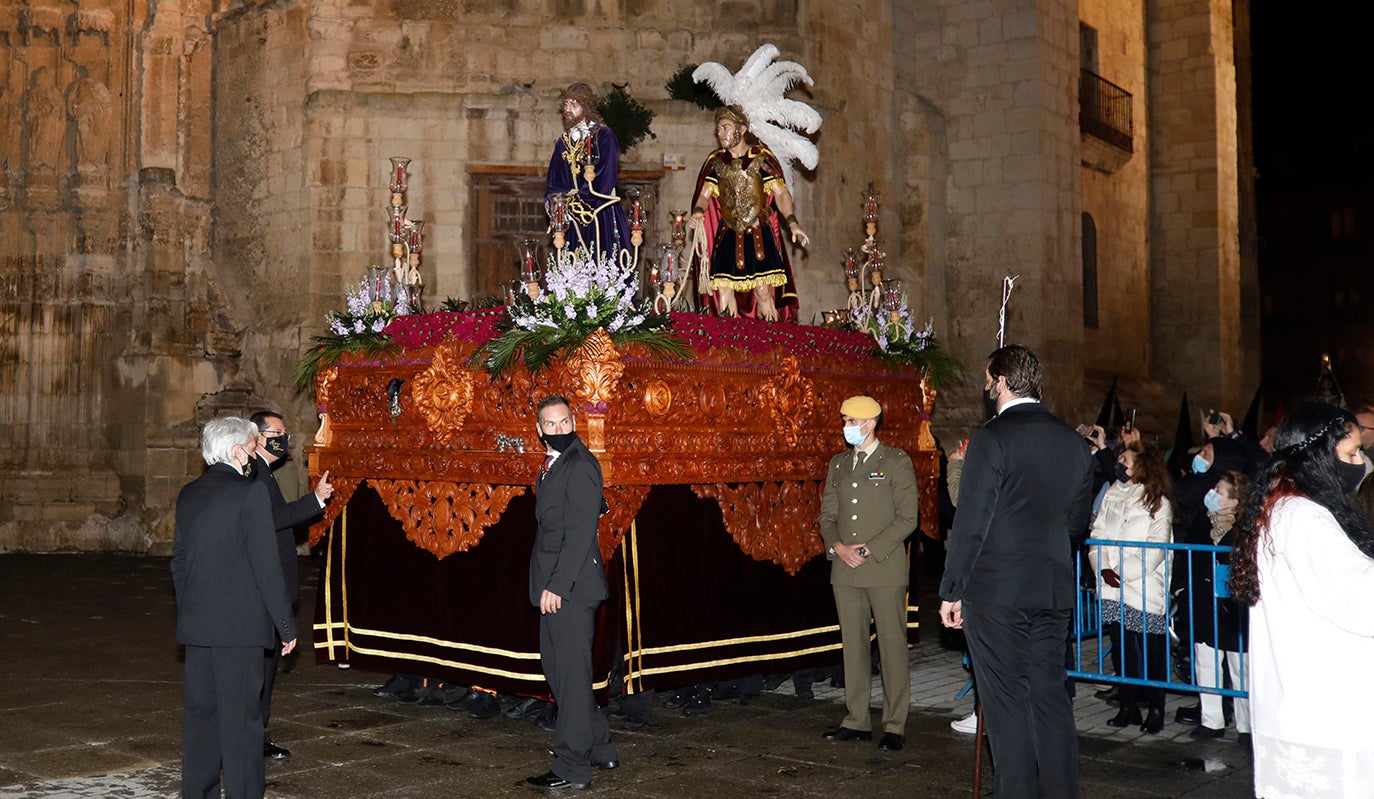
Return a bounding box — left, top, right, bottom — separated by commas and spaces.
545, 121, 631, 258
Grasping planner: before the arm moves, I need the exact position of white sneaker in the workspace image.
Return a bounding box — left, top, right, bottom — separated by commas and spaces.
950, 711, 978, 734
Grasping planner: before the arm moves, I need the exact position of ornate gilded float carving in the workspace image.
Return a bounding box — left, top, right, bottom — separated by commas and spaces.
763, 353, 816, 448
308, 476, 360, 546
691, 481, 825, 575
308, 318, 941, 552
370, 480, 527, 559
598, 485, 651, 559
411, 341, 476, 445
563, 328, 623, 410
642, 379, 672, 417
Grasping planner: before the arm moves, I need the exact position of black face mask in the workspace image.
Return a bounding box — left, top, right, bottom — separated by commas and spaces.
264, 435, 289, 460
982, 387, 999, 419
1336, 459, 1366, 494
1114, 462, 1130, 484
541, 431, 578, 453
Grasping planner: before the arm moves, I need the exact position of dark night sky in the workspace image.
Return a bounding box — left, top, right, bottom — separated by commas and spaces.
1251, 7, 1369, 189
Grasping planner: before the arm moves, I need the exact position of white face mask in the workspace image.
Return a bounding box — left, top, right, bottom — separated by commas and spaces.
843, 423, 867, 447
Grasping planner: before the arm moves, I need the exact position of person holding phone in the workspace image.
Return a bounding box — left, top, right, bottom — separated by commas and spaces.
1088, 442, 1175, 733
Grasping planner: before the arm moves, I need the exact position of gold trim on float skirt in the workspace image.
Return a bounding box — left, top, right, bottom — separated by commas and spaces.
629, 641, 844, 678
709, 270, 787, 292
630, 624, 841, 657
621, 520, 646, 695
318, 508, 346, 661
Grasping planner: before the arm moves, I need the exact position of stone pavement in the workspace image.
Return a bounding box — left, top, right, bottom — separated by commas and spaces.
0, 554, 1255, 798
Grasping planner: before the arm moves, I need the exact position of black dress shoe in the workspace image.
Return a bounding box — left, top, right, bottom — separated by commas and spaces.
664, 686, 696, 709
445, 688, 475, 710
1189, 724, 1225, 740
505, 697, 549, 720
682, 695, 711, 716
607, 710, 646, 730
525, 771, 589, 790
1106, 706, 1142, 728
372, 673, 415, 697
1175, 704, 1201, 725
264, 742, 292, 759
468, 692, 501, 720
1237, 732, 1253, 751
1094, 687, 1120, 702
417, 685, 448, 706
822, 727, 873, 742
1140, 708, 1164, 734
544, 751, 618, 770
877, 732, 905, 751
536, 709, 558, 732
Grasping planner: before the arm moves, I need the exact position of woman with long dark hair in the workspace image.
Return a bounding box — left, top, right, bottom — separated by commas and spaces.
1231, 402, 1374, 798
1089, 442, 1175, 734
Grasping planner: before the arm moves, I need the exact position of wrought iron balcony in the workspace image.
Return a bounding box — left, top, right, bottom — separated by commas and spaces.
1079, 70, 1133, 153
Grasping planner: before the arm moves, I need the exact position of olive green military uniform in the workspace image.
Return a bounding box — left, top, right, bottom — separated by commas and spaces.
818, 442, 919, 734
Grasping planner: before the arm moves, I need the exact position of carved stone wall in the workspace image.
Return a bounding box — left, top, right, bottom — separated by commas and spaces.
1, 0, 252, 551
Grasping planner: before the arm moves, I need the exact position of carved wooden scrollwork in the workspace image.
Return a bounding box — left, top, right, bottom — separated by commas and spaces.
308, 477, 361, 546
411, 342, 476, 445
762, 354, 816, 448
690, 481, 825, 575
642, 379, 672, 417
598, 485, 650, 560
316, 366, 338, 416
563, 328, 623, 409
371, 480, 526, 560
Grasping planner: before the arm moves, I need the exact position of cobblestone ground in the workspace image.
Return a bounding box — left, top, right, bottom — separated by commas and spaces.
0, 554, 1254, 798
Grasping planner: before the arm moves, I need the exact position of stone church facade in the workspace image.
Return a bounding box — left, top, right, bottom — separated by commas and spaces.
0, 0, 1256, 551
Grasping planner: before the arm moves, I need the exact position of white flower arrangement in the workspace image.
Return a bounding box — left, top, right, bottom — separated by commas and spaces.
848, 293, 962, 387
326, 271, 411, 338
850, 294, 933, 353
477, 246, 686, 375
507, 247, 646, 336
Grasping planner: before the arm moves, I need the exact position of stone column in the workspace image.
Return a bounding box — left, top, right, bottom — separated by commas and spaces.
913, 0, 1084, 429
1147, 0, 1245, 413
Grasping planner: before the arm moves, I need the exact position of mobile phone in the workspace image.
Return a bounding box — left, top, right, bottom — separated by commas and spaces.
1207, 410, 1223, 425
1124, 409, 1136, 433
857, 546, 870, 558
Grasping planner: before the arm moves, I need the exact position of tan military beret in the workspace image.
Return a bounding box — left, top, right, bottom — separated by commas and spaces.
839, 395, 882, 419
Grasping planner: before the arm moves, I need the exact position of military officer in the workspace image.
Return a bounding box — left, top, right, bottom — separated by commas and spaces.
818, 395, 919, 752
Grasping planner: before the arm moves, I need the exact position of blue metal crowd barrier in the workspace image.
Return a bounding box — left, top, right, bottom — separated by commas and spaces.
1069, 539, 1248, 699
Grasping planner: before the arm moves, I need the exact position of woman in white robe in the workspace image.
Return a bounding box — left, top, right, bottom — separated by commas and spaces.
1230, 402, 1374, 799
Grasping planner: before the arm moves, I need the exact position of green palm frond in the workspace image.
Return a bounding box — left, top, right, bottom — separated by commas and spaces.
293, 333, 400, 394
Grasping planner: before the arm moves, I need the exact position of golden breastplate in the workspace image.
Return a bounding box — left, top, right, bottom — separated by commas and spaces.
716, 157, 767, 232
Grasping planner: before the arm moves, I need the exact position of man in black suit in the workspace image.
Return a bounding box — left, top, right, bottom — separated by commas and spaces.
172, 416, 298, 799
248, 410, 333, 760
939, 345, 1094, 798
525, 395, 617, 791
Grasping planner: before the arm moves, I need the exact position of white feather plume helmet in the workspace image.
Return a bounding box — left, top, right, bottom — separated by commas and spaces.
692, 44, 821, 187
